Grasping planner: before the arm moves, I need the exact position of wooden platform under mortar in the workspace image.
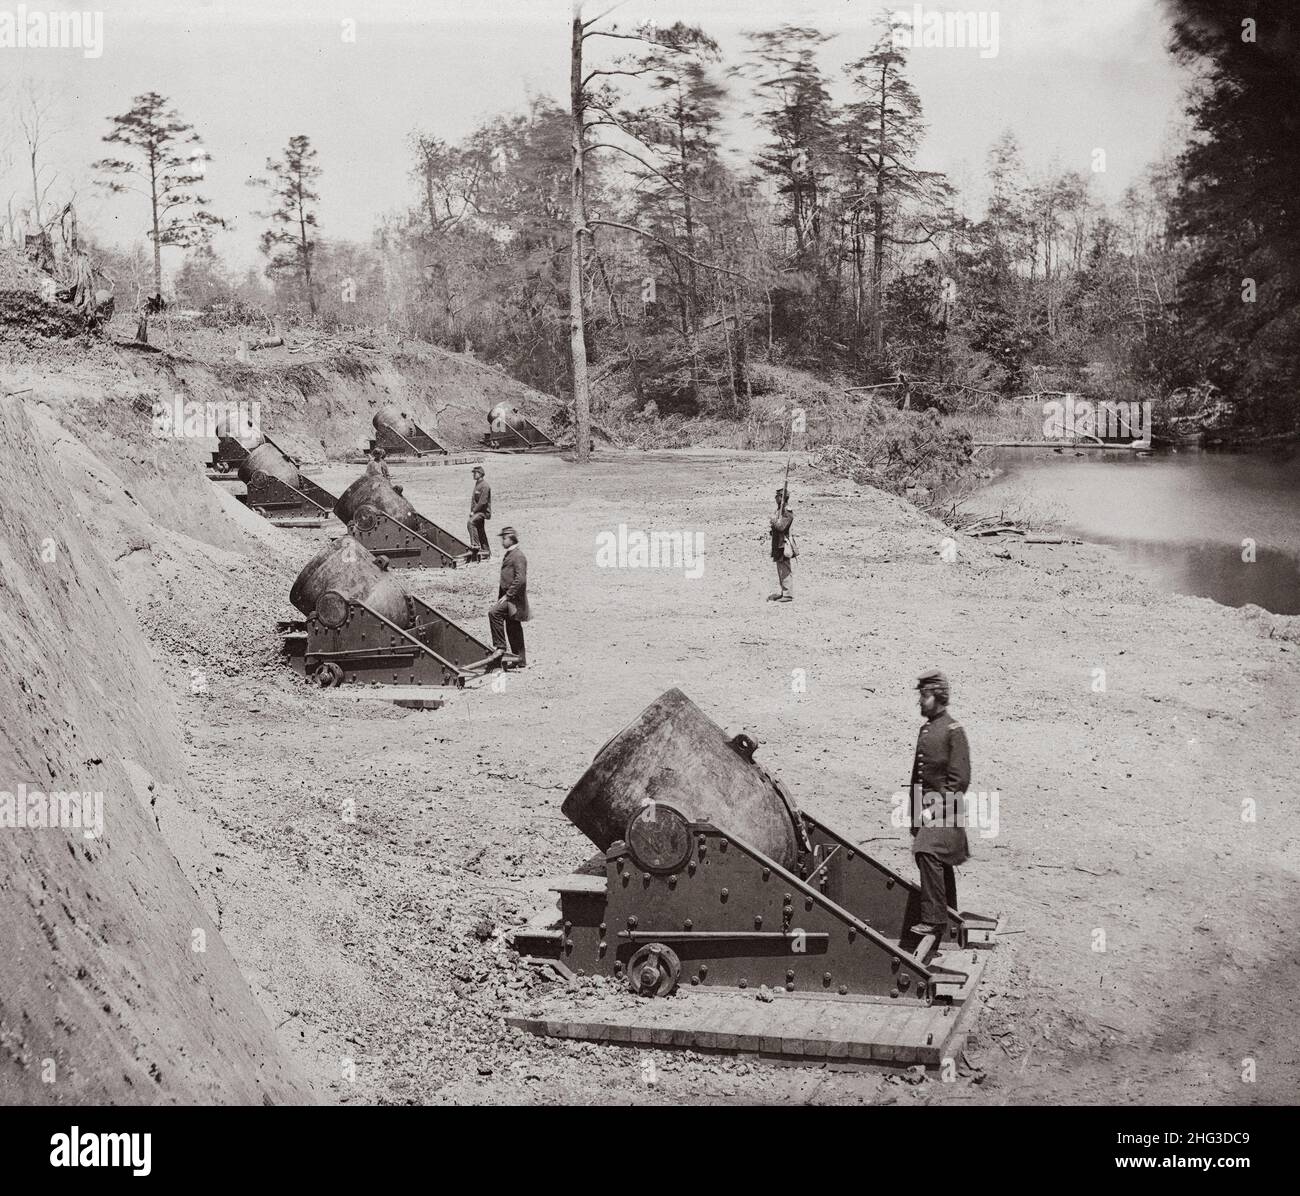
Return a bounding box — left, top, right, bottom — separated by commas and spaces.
508, 953, 986, 1069
268, 516, 332, 528
345, 449, 485, 468
327, 684, 461, 709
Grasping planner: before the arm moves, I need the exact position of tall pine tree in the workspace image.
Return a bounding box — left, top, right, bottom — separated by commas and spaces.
253, 135, 322, 316
94, 92, 225, 300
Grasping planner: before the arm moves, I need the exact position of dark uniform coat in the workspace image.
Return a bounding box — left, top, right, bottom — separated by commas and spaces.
770, 509, 793, 561
471, 479, 492, 519
909, 709, 971, 865
497, 546, 529, 622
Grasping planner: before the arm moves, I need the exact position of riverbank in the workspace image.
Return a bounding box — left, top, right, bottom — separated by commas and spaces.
969, 443, 1300, 615
159, 447, 1298, 1105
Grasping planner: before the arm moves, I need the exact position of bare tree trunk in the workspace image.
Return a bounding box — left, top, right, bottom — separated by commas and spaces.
137, 151, 161, 343
716, 279, 738, 414
677, 103, 699, 340
732, 283, 752, 410
871, 64, 888, 360
570, 5, 591, 462
298, 188, 316, 316
852, 207, 865, 336
149, 153, 162, 298
592, 241, 644, 407
30, 148, 42, 225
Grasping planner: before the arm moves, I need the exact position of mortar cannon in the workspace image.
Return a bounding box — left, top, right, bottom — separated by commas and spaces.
214, 407, 265, 449
290, 533, 411, 629
233, 441, 337, 524
239, 442, 299, 487
514, 689, 1000, 1002
484, 402, 557, 453
368, 405, 448, 460
279, 535, 497, 688
374, 406, 414, 439
207, 406, 266, 476
562, 688, 801, 871
333, 471, 478, 568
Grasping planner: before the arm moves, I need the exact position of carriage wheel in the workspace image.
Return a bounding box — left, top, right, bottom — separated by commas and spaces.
312, 661, 344, 688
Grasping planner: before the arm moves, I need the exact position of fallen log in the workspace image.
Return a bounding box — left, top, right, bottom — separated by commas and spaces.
967, 524, 1026, 537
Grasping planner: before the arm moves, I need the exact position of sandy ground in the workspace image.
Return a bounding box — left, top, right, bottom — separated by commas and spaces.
160, 447, 1298, 1106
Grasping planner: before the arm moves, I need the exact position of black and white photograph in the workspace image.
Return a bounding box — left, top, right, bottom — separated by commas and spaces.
0, 0, 1295, 1169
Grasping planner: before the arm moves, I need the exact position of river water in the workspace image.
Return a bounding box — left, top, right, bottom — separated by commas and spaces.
971, 444, 1300, 615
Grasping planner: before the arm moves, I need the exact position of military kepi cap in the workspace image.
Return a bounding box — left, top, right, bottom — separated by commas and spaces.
916, 669, 948, 690
471, 465, 484, 476
497, 525, 517, 538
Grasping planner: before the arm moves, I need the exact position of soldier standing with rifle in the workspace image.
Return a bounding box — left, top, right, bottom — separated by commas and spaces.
767, 421, 798, 602
767, 487, 795, 602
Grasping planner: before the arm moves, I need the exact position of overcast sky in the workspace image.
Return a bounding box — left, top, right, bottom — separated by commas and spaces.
2, 0, 1191, 274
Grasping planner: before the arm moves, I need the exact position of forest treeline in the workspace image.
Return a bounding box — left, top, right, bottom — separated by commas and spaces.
3, 2, 1297, 435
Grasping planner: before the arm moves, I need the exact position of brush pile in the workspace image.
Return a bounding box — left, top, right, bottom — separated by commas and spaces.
811, 407, 974, 502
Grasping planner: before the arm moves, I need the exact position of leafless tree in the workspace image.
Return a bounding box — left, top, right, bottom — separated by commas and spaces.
14, 79, 65, 226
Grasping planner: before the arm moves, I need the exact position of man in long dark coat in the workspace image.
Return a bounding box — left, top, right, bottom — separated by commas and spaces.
908, 669, 971, 938
488, 525, 528, 668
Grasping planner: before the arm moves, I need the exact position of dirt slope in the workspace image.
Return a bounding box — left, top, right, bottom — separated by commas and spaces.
2, 334, 556, 468
0, 397, 310, 1104
0, 328, 547, 1104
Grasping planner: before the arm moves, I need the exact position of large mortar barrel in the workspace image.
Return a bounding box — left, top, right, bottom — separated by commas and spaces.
238, 441, 299, 487
334, 473, 418, 529
213, 407, 265, 450
373, 406, 414, 439
561, 688, 801, 870
289, 535, 412, 629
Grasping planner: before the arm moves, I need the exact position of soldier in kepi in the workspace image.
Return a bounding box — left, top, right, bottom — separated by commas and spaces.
468, 465, 492, 561
767, 487, 795, 602
908, 669, 971, 940
487, 525, 528, 669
